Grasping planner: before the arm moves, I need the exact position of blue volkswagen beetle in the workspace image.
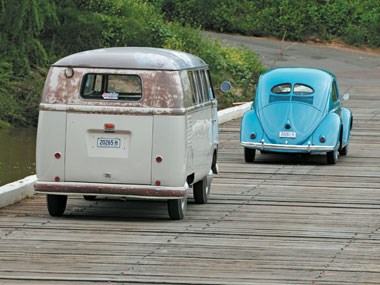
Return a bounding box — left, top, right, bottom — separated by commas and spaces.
240, 67, 352, 164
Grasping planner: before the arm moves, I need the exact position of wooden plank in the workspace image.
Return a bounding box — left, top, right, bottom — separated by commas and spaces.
1, 82, 380, 284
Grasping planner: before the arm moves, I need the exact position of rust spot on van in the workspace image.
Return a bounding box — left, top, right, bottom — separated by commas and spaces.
42, 67, 185, 112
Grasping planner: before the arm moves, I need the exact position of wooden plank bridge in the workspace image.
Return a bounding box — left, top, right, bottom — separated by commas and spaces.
1, 40, 380, 284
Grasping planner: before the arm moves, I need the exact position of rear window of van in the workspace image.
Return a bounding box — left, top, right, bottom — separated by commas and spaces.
81, 73, 142, 101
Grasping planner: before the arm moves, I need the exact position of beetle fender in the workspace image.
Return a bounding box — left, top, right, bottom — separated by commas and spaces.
240, 110, 264, 143
312, 112, 341, 148
340, 108, 353, 147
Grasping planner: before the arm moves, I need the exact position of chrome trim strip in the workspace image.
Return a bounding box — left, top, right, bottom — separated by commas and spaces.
241, 141, 335, 152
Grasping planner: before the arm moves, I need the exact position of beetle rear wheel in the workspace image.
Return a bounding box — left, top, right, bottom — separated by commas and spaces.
168, 196, 187, 220
244, 148, 256, 163
47, 194, 67, 217
339, 144, 349, 156
326, 149, 338, 164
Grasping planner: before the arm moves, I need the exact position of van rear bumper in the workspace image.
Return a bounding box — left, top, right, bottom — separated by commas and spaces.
34, 181, 188, 200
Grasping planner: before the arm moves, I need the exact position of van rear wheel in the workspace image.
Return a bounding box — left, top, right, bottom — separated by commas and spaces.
46, 194, 67, 217
168, 196, 187, 220
193, 176, 211, 204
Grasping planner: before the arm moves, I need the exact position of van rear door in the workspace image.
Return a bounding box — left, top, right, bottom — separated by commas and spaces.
64, 72, 153, 185
65, 112, 153, 185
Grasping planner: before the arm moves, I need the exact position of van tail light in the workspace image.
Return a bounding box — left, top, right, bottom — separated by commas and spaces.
155, 180, 161, 186
320, 135, 326, 143
250, 133, 256, 139
54, 152, 61, 159
55, 176, 60, 182
104, 123, 115, 132
156, 156, 163, 163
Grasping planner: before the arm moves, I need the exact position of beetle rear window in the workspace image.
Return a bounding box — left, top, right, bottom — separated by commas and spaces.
81, 74, 142, 101
269, 83, 314, 105
294, 84, 314, 95
271, 83, 291, 94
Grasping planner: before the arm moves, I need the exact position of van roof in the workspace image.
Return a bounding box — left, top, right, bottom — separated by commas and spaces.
53, 47, 208, 70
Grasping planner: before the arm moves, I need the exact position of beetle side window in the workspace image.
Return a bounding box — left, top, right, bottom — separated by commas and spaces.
331, 81, 338, 103
81, 73, 142, 101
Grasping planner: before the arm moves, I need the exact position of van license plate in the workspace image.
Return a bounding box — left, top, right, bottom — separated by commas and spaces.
97, 138, 121, 148
279, 131, 296, 138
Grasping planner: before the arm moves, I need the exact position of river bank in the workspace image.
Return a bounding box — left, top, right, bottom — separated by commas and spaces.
0, 128, 36, 186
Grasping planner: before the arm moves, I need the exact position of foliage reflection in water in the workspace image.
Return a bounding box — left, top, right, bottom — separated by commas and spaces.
0, 128, 36, 186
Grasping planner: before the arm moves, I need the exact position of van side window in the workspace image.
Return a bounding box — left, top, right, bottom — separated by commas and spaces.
188, 71, 199, 104
194, 71, 204, 103
200, 70, 213, 102
206, 70, 215, 101
81, 73, 142, 101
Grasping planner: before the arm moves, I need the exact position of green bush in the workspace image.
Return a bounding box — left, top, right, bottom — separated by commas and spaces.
0, 0, 265, 127
157, 0, 380, 48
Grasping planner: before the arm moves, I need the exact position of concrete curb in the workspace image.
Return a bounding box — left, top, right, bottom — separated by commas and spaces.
0, 175, 36, 209
0, 102, 251, 209
217, 102, 251, 124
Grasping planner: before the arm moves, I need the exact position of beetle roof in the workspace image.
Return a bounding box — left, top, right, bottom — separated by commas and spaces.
53, 47, 208, 70
256, 67, 336, 111
260, 67, 335, 83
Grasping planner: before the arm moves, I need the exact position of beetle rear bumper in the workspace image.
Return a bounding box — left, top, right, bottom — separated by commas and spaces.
241, 141, 336, 152
35, 181, 189, 200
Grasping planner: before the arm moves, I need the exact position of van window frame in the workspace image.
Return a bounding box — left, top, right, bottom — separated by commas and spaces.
188, 68, 215, 106
199, 70, 210, 103
80, 73, 143, 102
205, 70, 216, 101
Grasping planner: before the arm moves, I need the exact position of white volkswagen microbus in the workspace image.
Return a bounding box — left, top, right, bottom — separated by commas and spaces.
35, 47, 219, 220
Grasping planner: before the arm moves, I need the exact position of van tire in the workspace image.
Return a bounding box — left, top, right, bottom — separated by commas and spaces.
211, 150, 218, 174
47, 194, 67, 217
168, 196, 187, 220
193, 177, 210, 204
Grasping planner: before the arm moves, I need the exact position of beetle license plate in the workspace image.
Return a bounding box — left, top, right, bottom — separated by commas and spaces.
97, 138, 121, 148
279, 131, 296, 138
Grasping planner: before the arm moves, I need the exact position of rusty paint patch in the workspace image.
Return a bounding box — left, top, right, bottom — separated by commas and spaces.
42, 67, 186, 110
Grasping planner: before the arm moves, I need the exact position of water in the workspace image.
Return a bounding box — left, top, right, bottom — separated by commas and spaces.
0, 128, 36, 186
